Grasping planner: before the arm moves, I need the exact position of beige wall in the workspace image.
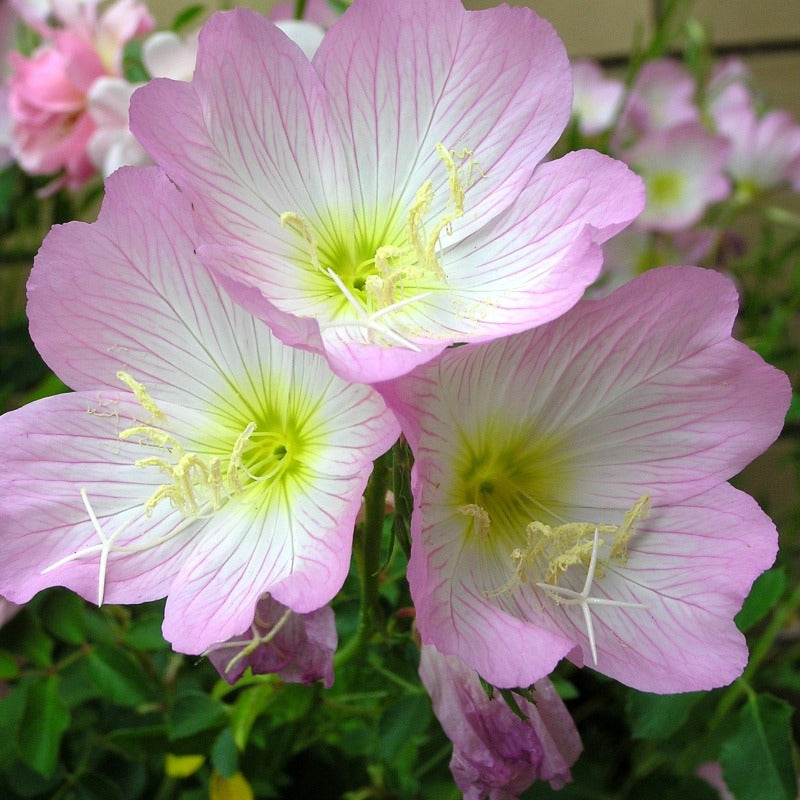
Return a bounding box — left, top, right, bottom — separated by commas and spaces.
150, 0, 800, 118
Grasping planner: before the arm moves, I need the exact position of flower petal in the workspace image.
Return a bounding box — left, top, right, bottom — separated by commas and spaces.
314, 0, 572, 243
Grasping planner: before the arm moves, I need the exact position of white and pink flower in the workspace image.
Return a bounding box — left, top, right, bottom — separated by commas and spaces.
623, 123, 730, 231
377, 267, 789, 693
571, 59, 624, 137
130, 0, 644, 384
0, 167, 399, 654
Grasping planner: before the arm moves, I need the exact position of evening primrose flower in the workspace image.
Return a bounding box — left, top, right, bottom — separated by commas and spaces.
624, 123, 730, 231
129, 0, 644, 383
0, 167, 399, 654
377, 267, 789, 693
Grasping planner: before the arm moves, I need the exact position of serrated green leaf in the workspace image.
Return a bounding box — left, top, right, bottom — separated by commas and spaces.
721, 693, 797, 800
17, 674, 70, 777
170, 691, 228, 741
625, 690, 703, 740
735, 568, 786, 633
86, 643, 153, 707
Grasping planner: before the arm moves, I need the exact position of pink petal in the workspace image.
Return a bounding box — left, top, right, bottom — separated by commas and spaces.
314, 0, 572, 243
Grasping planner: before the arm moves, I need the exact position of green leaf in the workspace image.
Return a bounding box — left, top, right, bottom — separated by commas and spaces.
0, 680, 29, 770
124, 613, 170, 651
230, 683, 277, 751
378, 694, 431, 762
171, 3, 205, 32
86, 643, 154, 707
170, 690, 228, 741
0, 651, 19, 680
212, 727, 239, 778
721, 692, 797, 800
107, 724, 170, 754
625, 690, 703, 740
40, 590, 86, 645
735, 568, 786, 633
17, 674, 70, 777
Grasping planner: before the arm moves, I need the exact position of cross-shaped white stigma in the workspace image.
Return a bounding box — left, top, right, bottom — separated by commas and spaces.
536, 526, 646, 666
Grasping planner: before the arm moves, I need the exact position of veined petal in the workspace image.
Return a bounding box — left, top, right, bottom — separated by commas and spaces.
130, 9, 354, 276
440, 150, 645, 340
0, 393, 208, 606
505, 485, 776, 692
314, 0, 572, 243
10, 166, 399, 654
378, 266, 789, 689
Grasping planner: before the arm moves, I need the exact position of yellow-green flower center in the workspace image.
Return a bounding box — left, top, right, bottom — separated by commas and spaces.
280, 144, 480, 348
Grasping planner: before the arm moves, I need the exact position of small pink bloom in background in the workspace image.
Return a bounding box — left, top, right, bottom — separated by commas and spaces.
208, 595, 337, 687
623, 123, 730, 231
715, 104, 800, 194
614, 59, 699, 148
705, 57, 755, 121
7, 0, 152, 188
571, 59, 624, 136
131, 0, 644, 383
0, 167, 399, 654
419, 645, 581, 799
377, 267, 789, 693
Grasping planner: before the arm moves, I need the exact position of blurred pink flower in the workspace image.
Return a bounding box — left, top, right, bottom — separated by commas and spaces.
614, 59, 699, 148
7, 0, 152, 188
571, 59, 624, 136
208, 595, 337, 687
715, 104, 800, 194
419, 644, 581, 799
623, 123, 730, 231
377, 267, 789, 693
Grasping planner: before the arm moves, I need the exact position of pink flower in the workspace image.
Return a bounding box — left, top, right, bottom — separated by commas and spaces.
571, 59, 624, 136
377, 267, 789, 693
419, 645, 581, 799
715, 104, 800, 194
130, 1, 644, 383
614, 59, 699, 148
7, 0, 152, 188
207, 595, 336, 687
623, 123, 730, 231
0, 167, 399, 654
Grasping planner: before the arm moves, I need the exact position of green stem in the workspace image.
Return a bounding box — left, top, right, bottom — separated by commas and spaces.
293, 0, 307, 20
710, 580, 800, 729
334, 451, 390, 669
